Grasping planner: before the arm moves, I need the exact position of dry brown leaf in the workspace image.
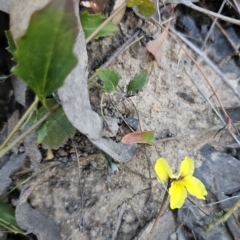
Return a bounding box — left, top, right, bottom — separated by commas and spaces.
46, 148, 54, 160
146, 20, 171, 66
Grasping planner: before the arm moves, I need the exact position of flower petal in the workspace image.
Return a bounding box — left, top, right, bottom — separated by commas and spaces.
182, 176, 207, 199
169, 181, 187, 209
179, 156, 194, 178
154, 158, 173, 182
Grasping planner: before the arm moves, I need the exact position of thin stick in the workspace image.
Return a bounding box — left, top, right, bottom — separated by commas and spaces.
201, 0, 227, 51
146, 190, 169, 240
111, 203, 126, 240
86, 2, 126, 43
0, 97, 39, 149
0, 104, 60, 158
178, 0, 240, 26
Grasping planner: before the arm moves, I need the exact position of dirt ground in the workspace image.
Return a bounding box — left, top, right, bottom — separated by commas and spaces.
23, 9, 240, 240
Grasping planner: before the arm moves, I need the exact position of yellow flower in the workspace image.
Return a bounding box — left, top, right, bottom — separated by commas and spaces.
154, 157, 207, 209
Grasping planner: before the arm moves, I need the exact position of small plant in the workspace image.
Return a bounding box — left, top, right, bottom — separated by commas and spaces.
154, 157, 207, 209
96, 68, 148, 95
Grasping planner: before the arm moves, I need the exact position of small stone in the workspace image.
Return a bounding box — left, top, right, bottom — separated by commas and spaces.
91, 161, 97, 168
59, 157, 68, 163
58, 148, 68, 157
90, 229, 98, 237
170, 233, 177, 240
83, 152, 88, 157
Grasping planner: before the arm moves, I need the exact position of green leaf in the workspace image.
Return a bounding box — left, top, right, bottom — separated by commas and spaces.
80, 11, 117, 39
96, 68, 121, 93
127, 0, 156, 18
12, 0, 78, 104
0, 201, 25, 235
121, 130, 155, 145
5, 30, 17, 60
37, 99, 76, 149
36, 123, 47, 144
127, 70, 147, 95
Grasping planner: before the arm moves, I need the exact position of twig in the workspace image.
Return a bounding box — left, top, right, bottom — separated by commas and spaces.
232, 0, 240, 14
128, 200, 144, 227
86, 2, 126, 43
198, 1, 240, 54
0, 104, 60, 158
201, 0, 227, 51
111, 202, 126, 240
0, 97, 39, 149
178, 0, 240, 26
203, 198, 240, 232
146, 190, 169, 240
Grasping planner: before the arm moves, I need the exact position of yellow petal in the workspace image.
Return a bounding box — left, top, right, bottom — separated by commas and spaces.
169, 181, 187, 209
154, 158, 173, 183
179, 156, 194, 178
182, 176, 207, 199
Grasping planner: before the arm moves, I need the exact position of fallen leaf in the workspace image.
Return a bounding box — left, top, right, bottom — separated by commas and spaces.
80, 12, 117, 39
121, 130, 155, 145
146, 20, 171, 66
46, 148, 54, 160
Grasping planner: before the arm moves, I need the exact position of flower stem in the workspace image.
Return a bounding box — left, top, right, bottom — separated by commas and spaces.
147, 189, 169, 240
0, 96, 39, 150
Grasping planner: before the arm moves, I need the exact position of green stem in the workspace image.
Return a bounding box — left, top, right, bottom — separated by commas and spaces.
86, 2, 126, 43
203, 199, 240, 232
0, 97, 39, 150
0, 104, 60, 158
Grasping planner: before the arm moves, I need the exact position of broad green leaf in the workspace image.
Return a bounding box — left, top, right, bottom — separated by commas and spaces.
127, 0, 156, 18
36, 123, 47, 144
13, 0, 78, 104
96, 68, 121, 93
0, 201, 25, 235
121, 130, 155, 145
37, 99, 76, 149
80, 12, 117, 39
5, 30, 17, 60
127, 71, 147, 95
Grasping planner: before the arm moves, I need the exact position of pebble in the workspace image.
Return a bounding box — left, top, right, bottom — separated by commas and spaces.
90, 229, 98, 237
58, 148, 68, 157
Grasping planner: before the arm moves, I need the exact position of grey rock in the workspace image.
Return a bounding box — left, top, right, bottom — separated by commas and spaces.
0, 153, 26, 195
178, 200, 232, 240
198, 144, 240, 240
16, 201, 61, 240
